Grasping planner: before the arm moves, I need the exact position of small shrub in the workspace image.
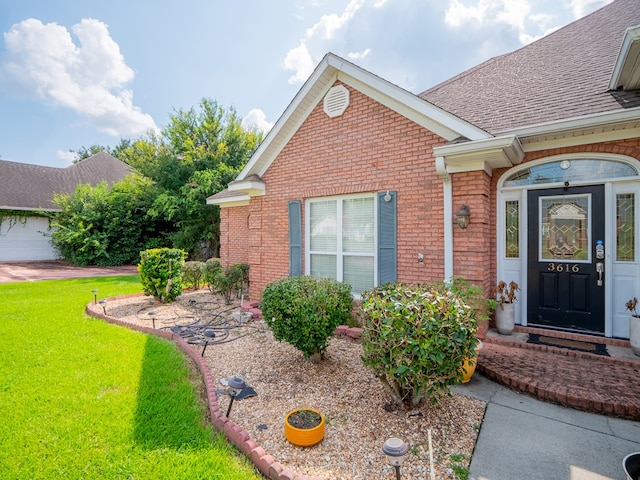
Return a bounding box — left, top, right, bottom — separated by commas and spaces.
261, 276, 353, 360
360, 281, 478, 407
138, 248, 186, 303
204, 258, 223, 293
181, 261, 206, 290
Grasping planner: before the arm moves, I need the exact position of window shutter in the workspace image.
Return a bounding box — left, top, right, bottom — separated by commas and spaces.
377, 191, 397, 284
288, 200, 302, 276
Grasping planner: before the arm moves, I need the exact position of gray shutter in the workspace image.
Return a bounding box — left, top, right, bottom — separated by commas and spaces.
288, 200, 302, 277
378, 191, 397, 285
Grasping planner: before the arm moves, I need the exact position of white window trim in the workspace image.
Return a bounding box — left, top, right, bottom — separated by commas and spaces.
304, 193, 378, 294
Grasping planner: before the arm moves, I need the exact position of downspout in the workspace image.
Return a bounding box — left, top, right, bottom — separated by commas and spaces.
436, 156, 453, 281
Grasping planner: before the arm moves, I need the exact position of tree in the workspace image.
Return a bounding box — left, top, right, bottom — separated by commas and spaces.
50, 176, 168, 266
118, 98, 262, 259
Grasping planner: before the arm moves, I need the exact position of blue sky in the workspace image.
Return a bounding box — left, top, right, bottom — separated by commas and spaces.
0, 0, 612, 167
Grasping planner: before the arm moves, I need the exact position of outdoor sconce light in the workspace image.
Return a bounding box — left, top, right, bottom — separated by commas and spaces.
382, 437, 409, 480
98, 299, 107, 315
456, 204, 470, 229
225, 375, 246, 418
148, 309, 157, 329
91, 289, 99, 304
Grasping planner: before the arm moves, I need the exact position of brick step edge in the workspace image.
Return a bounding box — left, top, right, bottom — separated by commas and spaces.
483, 334, 640, 367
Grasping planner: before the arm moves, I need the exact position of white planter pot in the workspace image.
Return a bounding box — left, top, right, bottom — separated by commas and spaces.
629, 315, 640, 357
495, 303, 515, 335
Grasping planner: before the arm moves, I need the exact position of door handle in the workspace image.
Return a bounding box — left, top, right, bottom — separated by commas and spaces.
596, 262, 603, 286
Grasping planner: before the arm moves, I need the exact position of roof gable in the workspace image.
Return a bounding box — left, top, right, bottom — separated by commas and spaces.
236, 53, 489, 181
0, 153, 133, 211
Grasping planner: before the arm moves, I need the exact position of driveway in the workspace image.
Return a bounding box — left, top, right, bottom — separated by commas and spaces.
0, 261, 138, 283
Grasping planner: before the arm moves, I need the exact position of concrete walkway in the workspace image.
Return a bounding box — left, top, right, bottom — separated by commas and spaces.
453, 375, 640, 480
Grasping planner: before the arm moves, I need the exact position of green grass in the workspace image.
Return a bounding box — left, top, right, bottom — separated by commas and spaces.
0, 276, 261, 479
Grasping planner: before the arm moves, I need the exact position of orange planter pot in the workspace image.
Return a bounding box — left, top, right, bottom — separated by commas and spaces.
284, 408, 325, 447
460, 341, 483, 384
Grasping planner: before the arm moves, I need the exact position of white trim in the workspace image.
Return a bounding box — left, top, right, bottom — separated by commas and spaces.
609, 25, 640, 91
235, 53, 489, 182
206, 195, 250, 208
436, 156, 454, 280
498, 153, 640, 190
304, 192, 377, 295
498, 108, 640, 149
433, 135, 525, 174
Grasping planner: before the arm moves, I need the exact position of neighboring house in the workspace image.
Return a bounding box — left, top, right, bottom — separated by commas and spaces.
0, 152, 132, 262
208, 0, 640, 339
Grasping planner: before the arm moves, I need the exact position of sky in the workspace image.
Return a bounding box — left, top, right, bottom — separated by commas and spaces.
0, 0, 613, 167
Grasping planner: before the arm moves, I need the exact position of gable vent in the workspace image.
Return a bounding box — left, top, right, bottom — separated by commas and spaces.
323, 85, 350, 118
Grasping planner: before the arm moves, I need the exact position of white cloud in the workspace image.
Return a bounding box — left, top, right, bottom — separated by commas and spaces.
283, 0, 366, 84
242, 108, 274, 134
56, 149, 77, 165
2, 18, 157, 138
348, 48, 371, 60
569, 0, 613, 19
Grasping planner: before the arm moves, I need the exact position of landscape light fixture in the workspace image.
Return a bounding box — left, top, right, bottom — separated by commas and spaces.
456, 204, 470, 229
98, 299, 107, 315
91, 289, 99, 304
225, 375, 246, 418
148, 310, 157, 328
382, 437, 409, 480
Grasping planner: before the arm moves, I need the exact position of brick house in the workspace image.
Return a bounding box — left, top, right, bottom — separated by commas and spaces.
0, 152, 132, 262
209, 0, 640, 340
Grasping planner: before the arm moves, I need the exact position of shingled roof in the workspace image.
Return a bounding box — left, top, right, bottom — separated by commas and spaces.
0, 152, 133, 211
419, 0, 640, 135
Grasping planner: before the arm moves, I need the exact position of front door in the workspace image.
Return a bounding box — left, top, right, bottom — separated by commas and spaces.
527, 185, 605, 334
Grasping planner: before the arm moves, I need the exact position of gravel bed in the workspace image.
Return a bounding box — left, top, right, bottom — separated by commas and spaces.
103, 290, 487, 480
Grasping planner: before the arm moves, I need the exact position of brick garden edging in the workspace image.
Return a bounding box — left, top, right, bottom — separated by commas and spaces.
86, 294, 331, 480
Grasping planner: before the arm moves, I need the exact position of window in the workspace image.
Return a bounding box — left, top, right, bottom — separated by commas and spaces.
307, 195, 375, 295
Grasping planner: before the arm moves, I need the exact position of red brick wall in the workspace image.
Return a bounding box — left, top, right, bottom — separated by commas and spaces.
219, 83, 640, 301
222, 82, 449, 299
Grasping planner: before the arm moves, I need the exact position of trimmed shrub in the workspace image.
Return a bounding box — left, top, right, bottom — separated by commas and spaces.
181, 261, 206, 290
261, 276, 353, 360
204, 258, 223, 293
360, 281, 478, 407
138, 248, 186, 303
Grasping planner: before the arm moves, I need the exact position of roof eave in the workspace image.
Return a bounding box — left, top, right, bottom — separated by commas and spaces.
206, 194, 251, 208
433, 135, 525, 175
609, 25, 640, 91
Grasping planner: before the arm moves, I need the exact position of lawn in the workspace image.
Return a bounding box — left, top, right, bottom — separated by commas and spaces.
0, 276, 261, 480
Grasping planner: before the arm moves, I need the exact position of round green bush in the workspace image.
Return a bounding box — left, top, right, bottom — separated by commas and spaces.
261, 276, 353, 360
360, 281, 479, 407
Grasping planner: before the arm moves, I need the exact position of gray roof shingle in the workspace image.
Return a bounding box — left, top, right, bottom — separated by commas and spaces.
0, 152, 133, 211
419, 0, 640, 134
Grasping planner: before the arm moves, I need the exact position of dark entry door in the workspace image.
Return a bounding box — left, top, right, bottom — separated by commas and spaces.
527, 185, 605, 334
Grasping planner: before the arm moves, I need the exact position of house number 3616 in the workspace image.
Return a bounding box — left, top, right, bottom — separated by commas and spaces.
547, 263, 580, 273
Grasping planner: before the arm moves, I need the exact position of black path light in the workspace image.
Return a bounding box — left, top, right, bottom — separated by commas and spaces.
382, 437, 409, 480
148, 309, 157, 328
225, 375, 246, 418
98, 299, 107, 315
91, 289, 98, 305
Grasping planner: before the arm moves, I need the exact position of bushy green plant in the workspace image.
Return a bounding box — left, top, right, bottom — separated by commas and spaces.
204, 258, 223, 292
261, 276, 353, 360
50, 177, 169, 266
181, 261, 206, 290
204, 261, 249, 304
138, 248, 186, 303
360, 281, 478, 407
